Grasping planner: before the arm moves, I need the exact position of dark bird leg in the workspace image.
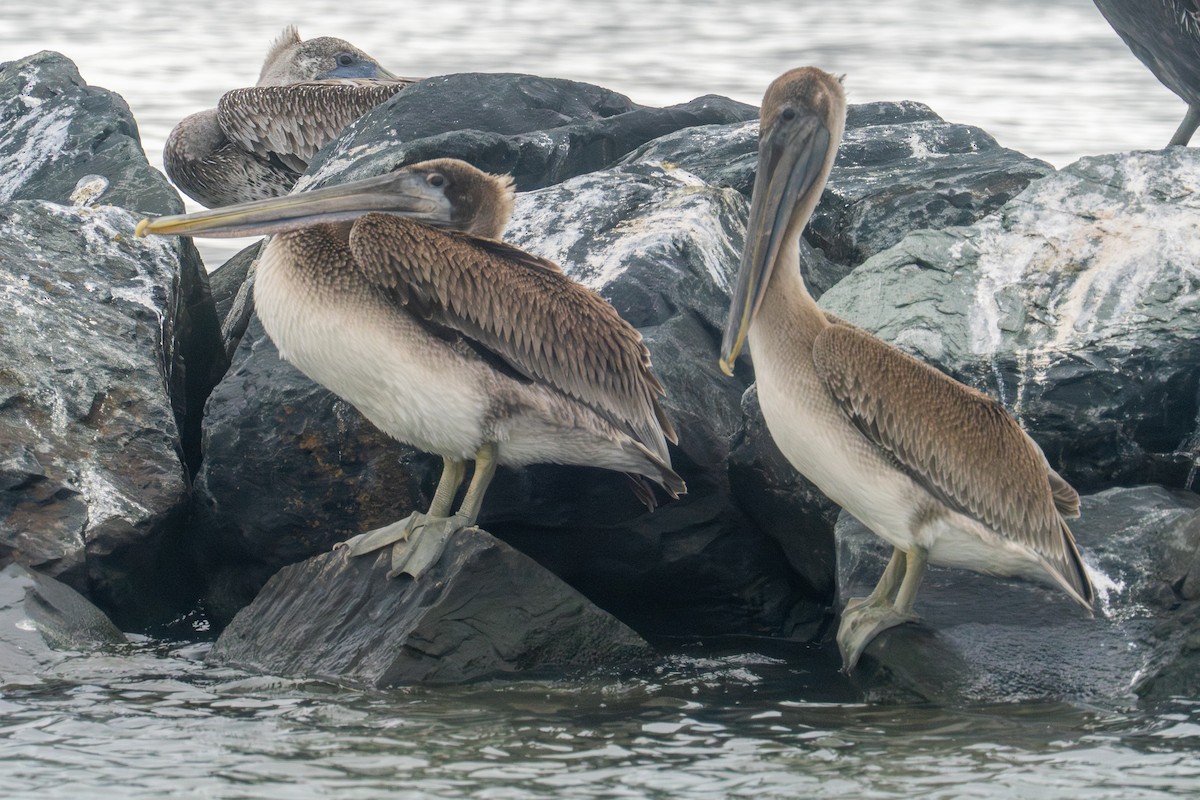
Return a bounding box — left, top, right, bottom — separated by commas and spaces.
1170, 105, 1200, 146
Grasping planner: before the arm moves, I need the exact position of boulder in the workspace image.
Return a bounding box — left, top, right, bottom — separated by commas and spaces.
0, 563, 127, 689
820, 149, 1200, 489
0, 51, 183, 216
837, 485, 1200, 704
0, 52, 225, 627
208, 527, 655, 687
623, 101, 1054, 293
302, 72, 757, 194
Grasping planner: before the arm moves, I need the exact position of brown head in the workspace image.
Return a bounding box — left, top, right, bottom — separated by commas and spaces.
257, 25, 396, 86
719, 67, 846, 375
133, 159, 516, 241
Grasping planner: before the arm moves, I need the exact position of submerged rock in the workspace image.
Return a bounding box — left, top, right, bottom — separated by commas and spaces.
209, 528, 655, 686
838, 485, 1200, 704
820, 149, 1200, 489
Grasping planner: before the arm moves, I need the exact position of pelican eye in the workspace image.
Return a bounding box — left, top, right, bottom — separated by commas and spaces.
426, 173, 446, 188
336, 52, 355, 67
780, 107, 797, 121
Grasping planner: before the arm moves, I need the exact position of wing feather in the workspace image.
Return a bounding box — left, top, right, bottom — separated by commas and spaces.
217, 81, 410, 172
347, 214, 677, 461
812, 323, 1091, 602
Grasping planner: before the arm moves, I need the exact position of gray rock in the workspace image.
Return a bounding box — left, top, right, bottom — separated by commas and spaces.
208, 528, 655, 687
207, 240, 262, 361
837, 485, 1200, 704
623, 101, 1053, 289
23, 565, 127, 651
821, 149, 1200, 489
0, 51, 183, 216
0, 52, 226, 626
302, 73, 757, 193
0, 202, 210, 626
811, 101, 1053, 269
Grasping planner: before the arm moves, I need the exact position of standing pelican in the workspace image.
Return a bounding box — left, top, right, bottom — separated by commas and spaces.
164, 26, 414, 208
137, 159, 684, 580
1092, 0, 1200, 146
719, 68, 1093, 670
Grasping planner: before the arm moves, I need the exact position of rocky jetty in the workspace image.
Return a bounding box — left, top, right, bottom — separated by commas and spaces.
3, 53, 1199, 698
0, 52, 224, 627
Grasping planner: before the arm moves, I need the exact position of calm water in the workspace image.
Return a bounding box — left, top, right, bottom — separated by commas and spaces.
2, 1, 1199, 797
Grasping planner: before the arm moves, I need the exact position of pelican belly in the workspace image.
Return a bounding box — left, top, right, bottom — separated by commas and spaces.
751, 345, 923, 551
253, 239, 489, 459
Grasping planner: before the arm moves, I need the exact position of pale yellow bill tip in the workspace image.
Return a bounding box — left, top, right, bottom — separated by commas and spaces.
134, 218, 152, 238
718, 357, 735, 377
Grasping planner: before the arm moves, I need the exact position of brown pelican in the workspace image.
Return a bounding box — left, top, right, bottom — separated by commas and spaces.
719, 67, 1094, 670
164, 26, 414, 208
1093, 0, 1200, 145
137, 158, 685, 580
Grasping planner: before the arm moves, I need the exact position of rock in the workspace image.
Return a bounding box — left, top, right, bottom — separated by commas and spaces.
0, 53, 226, 627
208, 528, 655, 686
837, 485, 1200, 704
820, 149, 1200, 489
302, 72, 757, 193
623, 101, 1053, 290
23, 565, 127, 651
0, 202, 210, 625
206, 240, 262, 361
0, 51, 183, 216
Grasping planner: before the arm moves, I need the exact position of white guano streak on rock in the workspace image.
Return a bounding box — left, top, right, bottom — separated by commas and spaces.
0, 66, 73, 202
508, 166, 733, 292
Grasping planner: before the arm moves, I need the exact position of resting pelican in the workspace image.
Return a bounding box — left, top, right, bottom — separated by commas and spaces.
1092, 0, 1200, 146
719, 67, 1093, 670
137, 159, 685, 579
164, 26, 414, 208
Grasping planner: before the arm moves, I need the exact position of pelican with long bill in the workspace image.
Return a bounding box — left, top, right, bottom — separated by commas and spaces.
719, 67, 1093, 670
139, 158, 685, 580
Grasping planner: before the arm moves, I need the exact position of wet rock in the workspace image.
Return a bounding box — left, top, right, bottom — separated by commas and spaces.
208, 528, 655, 687
0, 202, 211, 624
623, 101, 1053, 288
0, 52, 226, 626
207, 240, 262, 361
837, 485, 1200, 704
303, 72, 757, 193
0, 51, 183, 216
23, 565, 127, 651
820, 149, 1200, 489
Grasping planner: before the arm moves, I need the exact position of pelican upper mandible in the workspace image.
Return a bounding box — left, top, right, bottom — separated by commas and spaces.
164, 26, 415, 208
137, 158, 684, 580
719, 67, 1094, 671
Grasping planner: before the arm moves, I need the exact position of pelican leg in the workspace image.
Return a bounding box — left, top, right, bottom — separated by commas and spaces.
334, 457, 466, 558
387, 443, 498, 580
843, 547, 906, 613
1169, 105, 1200, 147
837, 546, 928, 671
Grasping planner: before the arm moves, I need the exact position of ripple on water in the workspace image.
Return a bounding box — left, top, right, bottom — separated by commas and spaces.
1, 646, 1199, 797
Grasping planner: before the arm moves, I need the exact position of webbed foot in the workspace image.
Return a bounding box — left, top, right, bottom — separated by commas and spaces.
385, 513, 471, 580
836, 601, 919, 672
